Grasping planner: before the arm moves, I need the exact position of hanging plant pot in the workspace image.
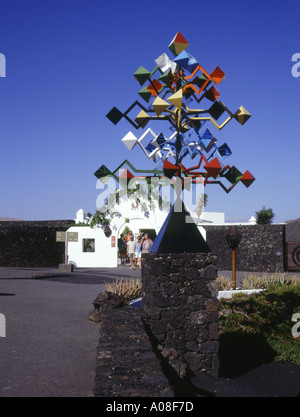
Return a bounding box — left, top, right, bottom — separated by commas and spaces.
104, 226, 112, 238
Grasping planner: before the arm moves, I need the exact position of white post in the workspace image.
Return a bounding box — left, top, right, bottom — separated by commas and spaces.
65, 232, 69, 265
0, 313, 6, 338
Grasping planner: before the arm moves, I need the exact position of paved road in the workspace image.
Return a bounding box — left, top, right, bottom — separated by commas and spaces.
0, 266, 140, 397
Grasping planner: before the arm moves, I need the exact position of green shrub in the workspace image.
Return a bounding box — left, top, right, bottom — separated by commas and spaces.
255, 207, 275, 224
219, 284, 300, 373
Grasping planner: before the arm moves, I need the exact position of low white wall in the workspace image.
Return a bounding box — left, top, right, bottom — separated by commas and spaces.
218, 289, 264, 299
199, 211, 225, 224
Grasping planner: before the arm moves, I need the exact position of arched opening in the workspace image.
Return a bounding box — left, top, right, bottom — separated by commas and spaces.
117, 218, 157, 266
139, 228, 157, 242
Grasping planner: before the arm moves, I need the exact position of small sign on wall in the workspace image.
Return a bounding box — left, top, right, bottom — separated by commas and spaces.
56, 231, 66, 242
56, 231, 78, 242
68, 232, 78, 242
111, 236, 116, 247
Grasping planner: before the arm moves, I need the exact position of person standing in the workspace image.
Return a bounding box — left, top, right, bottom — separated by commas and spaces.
126, 235, 136, 270
118, 234, 127, 265
141, 234, 153, 254
126, 230, 133, 242
134, 236, 142, 270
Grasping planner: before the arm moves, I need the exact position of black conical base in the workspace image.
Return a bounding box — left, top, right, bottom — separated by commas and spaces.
150, 198, 211, 254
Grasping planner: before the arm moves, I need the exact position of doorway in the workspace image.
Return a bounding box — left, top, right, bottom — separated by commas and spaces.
140, 228, 157, 242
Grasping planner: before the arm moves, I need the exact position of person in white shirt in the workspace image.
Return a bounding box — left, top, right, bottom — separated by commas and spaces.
134, 236, 142, 270
126, 236, 136, 270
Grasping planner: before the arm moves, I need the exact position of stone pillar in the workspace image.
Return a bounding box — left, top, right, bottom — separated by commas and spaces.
142, 252, 219, 377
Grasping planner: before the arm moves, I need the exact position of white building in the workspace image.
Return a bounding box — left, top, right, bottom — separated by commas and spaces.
65, 198, 255, 268
66, 197, 168, 268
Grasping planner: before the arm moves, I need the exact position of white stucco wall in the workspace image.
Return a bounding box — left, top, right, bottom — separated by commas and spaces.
67, 226, 118, 268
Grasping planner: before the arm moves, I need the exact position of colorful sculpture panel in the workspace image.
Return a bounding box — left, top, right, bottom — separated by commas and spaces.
100, 32, 255, 196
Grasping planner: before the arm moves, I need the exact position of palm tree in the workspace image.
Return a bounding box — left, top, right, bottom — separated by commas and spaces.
196, 193, 208, 223
255, 207, 275, 224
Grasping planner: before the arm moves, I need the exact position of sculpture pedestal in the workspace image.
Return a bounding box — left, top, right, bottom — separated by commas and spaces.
142, 252, 220, 377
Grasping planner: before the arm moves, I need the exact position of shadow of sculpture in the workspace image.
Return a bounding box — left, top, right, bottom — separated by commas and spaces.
218, 332, 276, 378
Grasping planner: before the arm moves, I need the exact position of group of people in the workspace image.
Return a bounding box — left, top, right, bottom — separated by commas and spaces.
118, 231, 153, 270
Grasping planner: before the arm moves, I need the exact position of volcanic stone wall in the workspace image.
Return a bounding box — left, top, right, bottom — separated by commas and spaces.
142, 252, 219, 377
285, 222, 300, 243
91, 292, 174, 397
203, 224, 286, 272
0, 220, 73, 267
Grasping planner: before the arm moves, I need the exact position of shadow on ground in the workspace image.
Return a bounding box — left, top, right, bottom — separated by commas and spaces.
218, 332, 276, 378
191, 334, 300, 397
0, 293, 16, 296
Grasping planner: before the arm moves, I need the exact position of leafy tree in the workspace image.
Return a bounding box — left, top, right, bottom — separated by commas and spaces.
255, 207, 275, 224
121, 225, 131, 238
87, 209, 117, 228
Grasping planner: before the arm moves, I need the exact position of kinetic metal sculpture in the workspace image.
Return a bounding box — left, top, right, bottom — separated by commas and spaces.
97, 31, 255, 199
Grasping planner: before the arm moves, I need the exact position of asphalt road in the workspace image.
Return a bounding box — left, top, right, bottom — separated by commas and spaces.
0, 266, 141, 397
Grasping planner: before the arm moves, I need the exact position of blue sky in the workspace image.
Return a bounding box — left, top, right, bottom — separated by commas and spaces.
0, 0, 299, 223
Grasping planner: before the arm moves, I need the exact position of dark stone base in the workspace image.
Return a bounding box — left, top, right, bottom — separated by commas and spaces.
142, 252, 220, 377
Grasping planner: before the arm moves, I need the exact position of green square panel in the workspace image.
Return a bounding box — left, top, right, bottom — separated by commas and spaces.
134, 66, 151, 86
94, 164, 112, 183
225, 166, 243, 184
138, 86, 153, 103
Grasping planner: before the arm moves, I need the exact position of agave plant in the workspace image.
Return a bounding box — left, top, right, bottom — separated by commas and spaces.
242, 272, 300, 289
104, 278, 142, 304
263, 273, 286, 288
241, 273, 263, 289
